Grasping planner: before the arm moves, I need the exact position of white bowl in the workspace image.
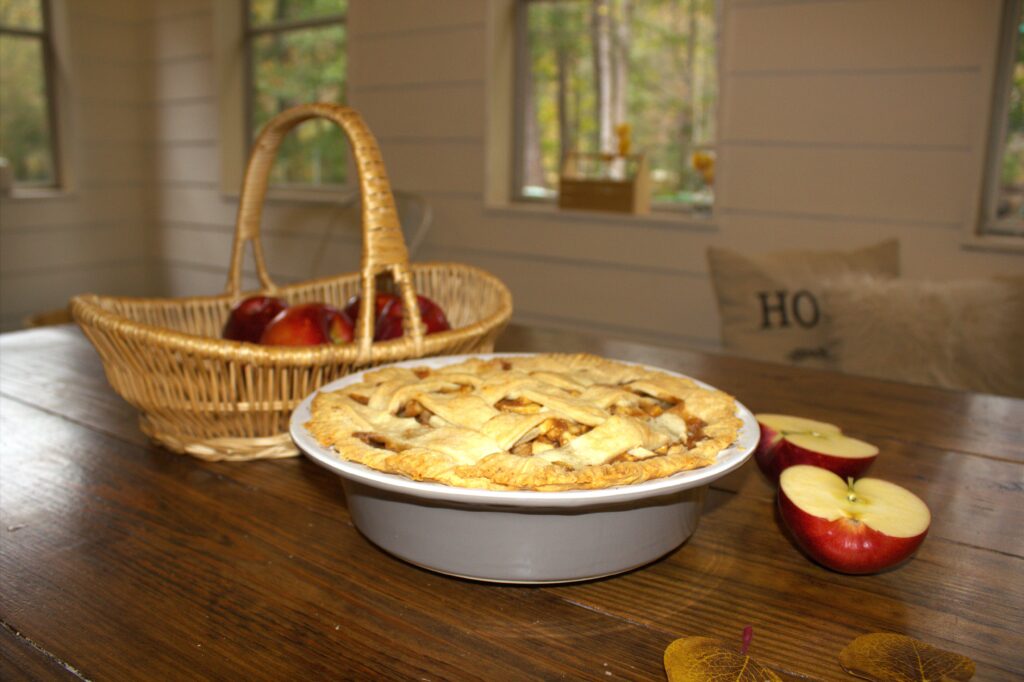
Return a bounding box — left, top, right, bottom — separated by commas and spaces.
290, 353, 758, 583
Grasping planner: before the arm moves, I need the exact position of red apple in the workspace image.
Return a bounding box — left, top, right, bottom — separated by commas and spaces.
259, 303, 353, 346
222, 295, 288, 343
375, 295, 451, 341
342, 292, 399, 323
755, 414, 877, 484
778, 465, 930, 574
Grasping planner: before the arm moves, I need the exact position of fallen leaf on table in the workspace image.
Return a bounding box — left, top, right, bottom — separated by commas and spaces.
664, 636, 782, 681
839, 632, 975, 681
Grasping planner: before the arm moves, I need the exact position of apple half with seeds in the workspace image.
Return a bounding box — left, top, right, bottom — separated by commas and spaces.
778, 465, 931, 574
755, 414, 878, 483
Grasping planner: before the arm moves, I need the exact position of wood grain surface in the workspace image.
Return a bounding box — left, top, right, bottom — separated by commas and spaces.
1, 325, 1021, 681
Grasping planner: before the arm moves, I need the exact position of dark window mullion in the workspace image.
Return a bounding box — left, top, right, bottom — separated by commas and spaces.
39, 0, 59, 188
0, 26, 45, 38
247, 14, 346, 37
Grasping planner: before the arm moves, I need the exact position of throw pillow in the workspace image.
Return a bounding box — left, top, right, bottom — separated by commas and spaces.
706, 239, 900, 367
821, 275, 1024, 397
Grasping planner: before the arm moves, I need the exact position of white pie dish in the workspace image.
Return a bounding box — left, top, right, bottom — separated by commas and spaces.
290, 353, 758, 583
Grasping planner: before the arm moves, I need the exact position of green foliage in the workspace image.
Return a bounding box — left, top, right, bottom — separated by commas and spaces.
0, 0, 41, 30
997, 20, 1024, 219
249, 0, 347, 186
522, 0, 717, 207
0, 0, 55, 186
249, 0, 347, 26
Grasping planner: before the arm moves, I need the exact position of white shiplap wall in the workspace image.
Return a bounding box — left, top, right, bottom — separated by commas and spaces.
0, 0, 154, 331
142, 0, 1023, 349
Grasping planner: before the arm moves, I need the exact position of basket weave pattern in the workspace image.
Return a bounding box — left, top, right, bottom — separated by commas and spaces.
72, 104, 512, 461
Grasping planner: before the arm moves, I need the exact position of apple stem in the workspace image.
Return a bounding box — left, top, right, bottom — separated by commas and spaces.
740, 625, 753, 655
846, 477, 857, 502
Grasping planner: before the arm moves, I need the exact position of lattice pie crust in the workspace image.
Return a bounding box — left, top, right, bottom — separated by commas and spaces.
305, 354, 742, 491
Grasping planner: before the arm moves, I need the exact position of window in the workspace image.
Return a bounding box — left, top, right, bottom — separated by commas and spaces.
514, 0, 718, 211
0, 0, 58, 188
981, 0, 1024, 238
244, 0, 347, 187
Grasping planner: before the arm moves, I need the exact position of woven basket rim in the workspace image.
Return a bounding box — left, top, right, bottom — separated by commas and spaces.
71, 261, 512, 367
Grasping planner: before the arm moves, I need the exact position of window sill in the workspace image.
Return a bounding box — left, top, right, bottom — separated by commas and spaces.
221, 184, 359, 206
961, 232, 1024, 254
484, 200, 717, 232
0, 187, 74, 202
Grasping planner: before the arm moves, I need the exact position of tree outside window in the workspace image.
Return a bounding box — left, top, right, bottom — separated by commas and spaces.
0, 0, 58, 188
983, 0, 1024, 238
246, 0, 347, 187
517, 0, 718, 210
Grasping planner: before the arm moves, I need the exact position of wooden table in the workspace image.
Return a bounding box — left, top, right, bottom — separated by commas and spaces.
1, 324, 1021, 680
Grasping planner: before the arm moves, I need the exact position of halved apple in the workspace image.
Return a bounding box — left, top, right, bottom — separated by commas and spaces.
755, 414, 877, 483
778, 465, 930, 574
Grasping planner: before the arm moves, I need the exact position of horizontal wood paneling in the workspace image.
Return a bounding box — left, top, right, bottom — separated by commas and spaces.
350, 0, 485, 36
153, 11, 212, 61
719, 146, 974, 224
155, 186, 237, 225
728, 0, 1000, 73
378, 141, 484, 194
352, 83, 485, 139
0, 263, 150, 324
1, 188, 149, 229
347, 26, 485, 89
427, 196, 713, 275
80, 144, 152, 185
71, 18, 145, 61
78, 102, 149, 143
724, 70, 979, 147
153, 100, 217, 143
155, 143, 218, 184
155, 56, 216, 102
151, 258, 264, 294
430, 249, 720, 346
74, 63, 150, 104
0, 223, 145, 275
151, 0, 209, 20
67, 0, 152, 23
716, 212, 1024, 277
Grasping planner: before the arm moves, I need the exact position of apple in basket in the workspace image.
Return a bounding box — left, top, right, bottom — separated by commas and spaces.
755, 414, 878, 484
375, 295, 451, 340
342, 293, 400, 325
259, 303, 354, 346
222, 295, 288, 343
778, 465, 930, 574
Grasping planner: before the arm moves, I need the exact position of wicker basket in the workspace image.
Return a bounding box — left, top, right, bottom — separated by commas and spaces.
71, 103, 512, 462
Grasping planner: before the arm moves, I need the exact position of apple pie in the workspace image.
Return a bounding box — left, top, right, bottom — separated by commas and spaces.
305, 354, 742, 491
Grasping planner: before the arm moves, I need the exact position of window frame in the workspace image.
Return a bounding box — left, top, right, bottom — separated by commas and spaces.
215, 0, 353, 203
0, 0, 62, 190
509, 0, 719, 214
978, 0, 1024, 240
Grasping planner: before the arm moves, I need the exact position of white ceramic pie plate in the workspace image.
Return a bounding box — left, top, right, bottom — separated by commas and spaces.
290, 353, 758, 584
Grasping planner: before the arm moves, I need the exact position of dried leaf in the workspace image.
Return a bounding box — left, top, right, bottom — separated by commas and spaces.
839, 633, 975, 681
664, 636, 783, 681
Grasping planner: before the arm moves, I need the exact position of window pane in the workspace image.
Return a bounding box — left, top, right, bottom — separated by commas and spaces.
997, 20, 1024, 222
249, 0, 347, 27
520, 0, 718, 208
0, 34, 55, 185
251, 24, 346, 185
0, 0, 43, 31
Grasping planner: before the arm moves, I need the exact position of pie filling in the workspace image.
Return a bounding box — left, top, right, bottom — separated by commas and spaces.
305, 354, 741, 491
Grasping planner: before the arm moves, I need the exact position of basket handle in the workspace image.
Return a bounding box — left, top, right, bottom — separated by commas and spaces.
226, 103, 426, 358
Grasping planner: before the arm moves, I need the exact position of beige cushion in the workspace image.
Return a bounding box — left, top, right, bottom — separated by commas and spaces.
706, 240, 900, 368
822, 275, 1024, 397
